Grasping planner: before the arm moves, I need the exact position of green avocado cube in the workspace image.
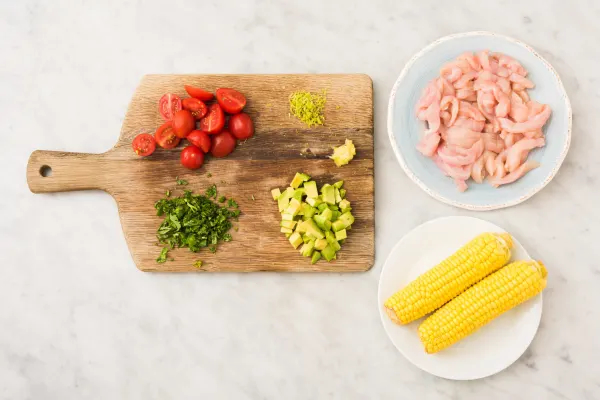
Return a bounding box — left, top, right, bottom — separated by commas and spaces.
339, 188, 346, 199
300, 241, 315, 257
302, 203, 316, 219
280, 220, 297, 229
313, 214, 332, 231
303, 219, 325, 239
306, 196, 322, 207
314, 238, 328, 251
317, 203, 329, 213
321, 245, 336, 262
303, 234, 313, 243
332, 220, 346, 232
281, 213, 294, 221
289, 232, 303, 249
322, 185, 335, 205
325, 231, 337, 244
331, 210, 341, 221
304, 181, 319, 198
328, 204, 339, 211
333, 180, 344, 189
320, 208, 333, 221
338, 212, 355, 227
311, 251, 322, 264
281, 227, 293, 234
334, 188, 342, 203
285, 198, 302, 216
296, 220, 308, 233
330, 240, 341, 252
335, 229, 347, 241
291, 172, 311, 188
292, 188, 305, 201
338, 199, 351, 213
271, 188, 282, 200
278, 196, 290, 212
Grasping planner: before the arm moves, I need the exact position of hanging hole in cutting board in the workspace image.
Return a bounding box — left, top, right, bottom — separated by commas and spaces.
39, 165, 52, 177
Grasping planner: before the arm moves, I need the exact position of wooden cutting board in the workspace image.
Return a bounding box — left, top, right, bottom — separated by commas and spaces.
27, 74, 374, 272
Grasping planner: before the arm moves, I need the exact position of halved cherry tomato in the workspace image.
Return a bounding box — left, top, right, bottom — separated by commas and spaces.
182, 98, 208, 120
155, 121, 181, 149
216, 88, 246, 114
158, 94, 182, 121
210, 130, 236, 158
187, 130, 211, 153
132, 133, 156, 157
184, 85, 214, 102
228, 113, 254, 140
172, 110, 195, 138
181, 145, 205, 170
199, 103, 225, 134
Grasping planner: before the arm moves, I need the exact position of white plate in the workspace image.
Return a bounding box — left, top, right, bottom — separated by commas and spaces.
377, 216, 543, 380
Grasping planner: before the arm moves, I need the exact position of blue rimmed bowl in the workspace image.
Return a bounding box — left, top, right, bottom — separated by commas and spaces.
387, 31, 572, 210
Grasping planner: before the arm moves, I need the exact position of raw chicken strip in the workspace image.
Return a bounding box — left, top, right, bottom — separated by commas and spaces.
498, 105, 551, 133
489, 161, 540, 187
505, 138, 545, 172
471, 155, 486, 183
417, 132, 441, 157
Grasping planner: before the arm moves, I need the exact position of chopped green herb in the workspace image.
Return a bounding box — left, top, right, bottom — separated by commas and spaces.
228, 198, 238, 208
154, 185, 237, 261
207, 173, 212, 178
234, 226, 239, 232
218, 196, 226, 203
156, 247, 169, 263
166, 190, 171, 197
176, 177, 188, 186
209, 245, 217, 253
194, 260, 203, 268
205, 184, 217, 198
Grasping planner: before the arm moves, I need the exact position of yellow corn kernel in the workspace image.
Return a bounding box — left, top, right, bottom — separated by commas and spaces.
384, 232, 512, 325
418, 260, 547, 354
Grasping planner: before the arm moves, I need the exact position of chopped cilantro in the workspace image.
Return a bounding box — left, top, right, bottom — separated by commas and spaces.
166, 189, 171, 197
227, 198, 238, 208
207, 173, 212, 178
176, 177, 188, 186
218, 196, 226, 203
209, 245, 217, 253
156, 247, 169, 263
205, 184, 217, 198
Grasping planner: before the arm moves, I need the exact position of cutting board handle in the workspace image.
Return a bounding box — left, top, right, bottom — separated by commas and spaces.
27, 150, 115, 194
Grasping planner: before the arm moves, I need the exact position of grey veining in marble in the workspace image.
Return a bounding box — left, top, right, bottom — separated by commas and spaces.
1, 0, 599, 399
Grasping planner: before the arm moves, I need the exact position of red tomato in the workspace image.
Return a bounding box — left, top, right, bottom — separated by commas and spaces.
158, 94, 182, 121
132, 133, 156, 157
216, 88, 246, 114
228, 113, 254, 140
199, 103, 225, 134
184, 85, 214, 102
181, 145, 205, 170
182, 98, 208, 120
155, 121, 181, 149
210, 130, 236, 158
172, 110, 195, 138
187, 130, 211, 153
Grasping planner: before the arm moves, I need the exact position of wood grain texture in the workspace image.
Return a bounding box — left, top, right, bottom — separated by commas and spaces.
27, 74, 374, 272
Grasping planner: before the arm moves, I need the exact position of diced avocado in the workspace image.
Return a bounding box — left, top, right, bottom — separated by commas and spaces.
302, 203, 316, 218
285, 198, 302, 216
320, 183, 331, 193
334, 188, 342, 203
303, 234, 313, 243
271, 188, 282, 200
296, 220, 308, 233
285, 233, 291, 238
338, 212, 355, 227
338, 199, 351, 213
335, 229, 347, 241
292, 188, 304, 201
330, 139, 356, 167
291, 172, 310, 188
328, 204, 339, 211
322, 185, 336, 205
300, 241, 315, 257
303, 219, 325, 239
313, 214, 332, 231
278, 196, 290, 212
332, 220, 346, 232
281, 213, 294, 221
314, 238, 328, 251
330, 240, 341, 252
304, 181, 319, 198
311, 251, 322, 265
285, 187, 295, 197
339, 188, 346, 199
321, 245, 336, 261
306, 196, 322, 207
333, 180, 344, 189
331, 210, 341, 221
280, 220, 297, 229
281, 227, 293, 234
325, 230, 337, 244
320, 208, 333, 221
317, 203, 328, 213
289, 232, 303, 249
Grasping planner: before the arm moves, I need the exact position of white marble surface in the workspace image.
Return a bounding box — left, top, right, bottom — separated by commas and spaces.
1, 1, 599, 399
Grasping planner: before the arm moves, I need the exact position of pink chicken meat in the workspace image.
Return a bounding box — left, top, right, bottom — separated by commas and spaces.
415, 50, 552, 191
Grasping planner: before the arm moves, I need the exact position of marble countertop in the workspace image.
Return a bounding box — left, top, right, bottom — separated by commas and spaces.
2, 1, 599, 399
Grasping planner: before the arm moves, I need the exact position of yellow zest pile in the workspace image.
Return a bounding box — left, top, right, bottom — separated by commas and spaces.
289, 90, 326, 128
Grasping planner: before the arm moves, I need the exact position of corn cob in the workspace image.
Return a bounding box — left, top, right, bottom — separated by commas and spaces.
384, 232, 513, 325
418, 260, 547, 354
